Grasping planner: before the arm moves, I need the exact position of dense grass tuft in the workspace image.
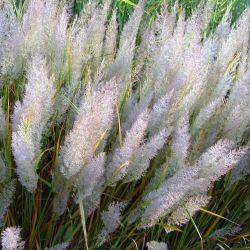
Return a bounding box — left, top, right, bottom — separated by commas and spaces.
0, 0, 249, 249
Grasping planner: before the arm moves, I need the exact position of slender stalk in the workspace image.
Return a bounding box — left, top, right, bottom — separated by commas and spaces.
116, 105, 123, 147
79, 199, 89, 250
185, 206, 203, 250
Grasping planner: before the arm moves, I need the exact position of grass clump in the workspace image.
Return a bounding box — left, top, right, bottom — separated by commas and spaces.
0, 0, 249, 249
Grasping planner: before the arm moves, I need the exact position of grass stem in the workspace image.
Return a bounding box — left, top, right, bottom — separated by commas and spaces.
79, 199, 89, 250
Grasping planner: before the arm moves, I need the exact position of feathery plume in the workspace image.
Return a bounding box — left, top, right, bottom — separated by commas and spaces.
52, 170, 70, 217
209, 225, 242, 240
0, 180, 16, 226
217, 8, 250, 76
196, 139, 248, 182
169, 116, 190, 174
230, 147, 250, 185
0, 5, 24, 78
147, 241, 168, 250
168, 195, 210, 227
106, 109, 149, 185
85, 0, 112, 67
1, 226, 25, 250
0, 153, 7, 183
103, 10, 117, 67
97, 202, 126, 246
22, 0, 58, 57
60, 79, 118, 178
0, 99, 6, 139
147, 90, 174, 135
139, 166, 200, 228
124, 129, 170, 182
119, 0, 145, 49
82, 175, 106, 217
75, 153, 106, 202
192, 98, 223, 134
106, 0, 145, 85
48, 5, 69, 75
138, 140, 246, 228
12, 56, 55, 192
244, 201, 250, 211
122, 92, 152, 132
45, 242, 70, 250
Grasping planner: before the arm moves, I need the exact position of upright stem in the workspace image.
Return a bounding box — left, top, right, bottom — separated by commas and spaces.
79, 199, 89, 250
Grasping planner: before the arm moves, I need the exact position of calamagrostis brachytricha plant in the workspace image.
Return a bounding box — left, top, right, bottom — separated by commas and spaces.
0, 0, 249, 248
